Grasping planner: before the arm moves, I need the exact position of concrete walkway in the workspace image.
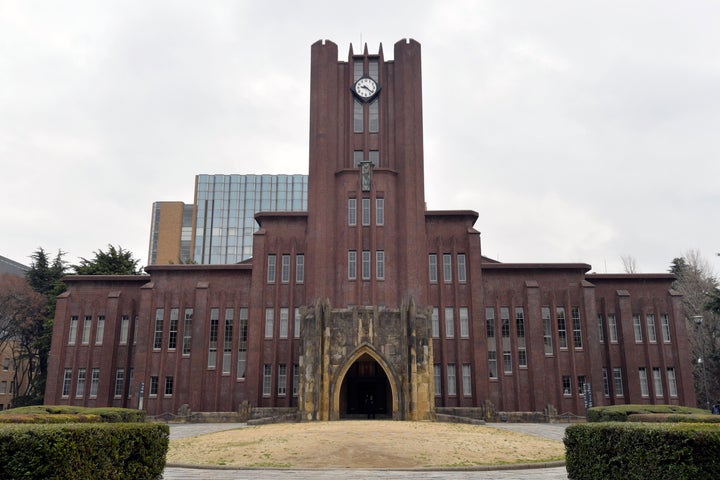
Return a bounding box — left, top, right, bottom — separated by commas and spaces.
163, 423, 570, 480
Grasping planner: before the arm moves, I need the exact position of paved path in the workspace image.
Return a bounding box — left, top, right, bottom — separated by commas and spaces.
163, 423, 570, 480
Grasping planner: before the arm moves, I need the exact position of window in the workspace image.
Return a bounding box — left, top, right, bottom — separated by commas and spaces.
652, 367, 663, 397
0, 381, 5, 394
165, 376, 174, 396
348, 251, 357, 280
279, 308, 289, 339
353, 100, 363, 133
182, 309, 193, 355
279, 254, 290, 283
208, 308, 219, 368
82, 316, 92, 344
348, 198, 357, 226
368, 150, 379, 166
90, 368, 100, 397
572, 307, 583, 349
2, 358, 8, 371
431, 308, 439, 338
294, 308, 301, 338
457, 254, 467, 282
292, 364, 299, 397
562, 376, 572, 396
76, 368, 86, 398
488, 351, 498, 379
62, 369, 72, 397
602, 368, 610, 397
168, 308, 179, 350
128, 368, 133, 399
608, 314, 618, 343
557, 307, 568, 349
237, 308, 248, 379
444, 307, 454, 338
263, 364, 272, 397
516, 307, 526, 367
278, 364, 287, 396
376, 198, 384, 225
501, 308, 510, 338
361, 198, 371, 226
376, 251, 385, 280
667, 367, 678, 397
542, 307, 553, 355
150, 376, 159, 396
462, 364, 472, 397
223, 309, 233, 374
434, 364, 442, 396
361, 250, 371, 280
267, 254, 276, 283
68, 316, 78, 345
486, 307, 496, 338
442, 254, 452, 282
633, 314, 643, 343
661, 314, 671, 343
95, 316, 105, 345
647, 314, 657, 343
264, 308, 274, 338
459, 307, 469, 338
369, 100, 379, 132
597, 314, 605, 343
577, 376, 587, 396
639, 368, 649, 397
119, 315, 130, 345
295, 254, 305, 283
503, 351, 512, 374
428, 254, 438, 283
114, 369, 125, 397
613, 368, 624, 396
447, 364, 457, 396
153, 308, 164, 349
353, 150, 364, 167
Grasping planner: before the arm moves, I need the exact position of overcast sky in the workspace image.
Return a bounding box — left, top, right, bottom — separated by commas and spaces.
1, 0, 718, 275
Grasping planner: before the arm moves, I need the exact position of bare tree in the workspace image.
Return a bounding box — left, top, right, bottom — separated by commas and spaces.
621, 255, 639, 274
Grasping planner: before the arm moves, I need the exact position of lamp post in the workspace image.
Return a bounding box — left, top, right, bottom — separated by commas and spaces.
692, 315, 710, 411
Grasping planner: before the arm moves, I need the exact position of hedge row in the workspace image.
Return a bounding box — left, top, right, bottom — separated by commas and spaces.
564, 422, 720, 480
0, 423, 169, 480
629, 413, 720, 424
0, 406, 145, 423
587, 404, 706, 422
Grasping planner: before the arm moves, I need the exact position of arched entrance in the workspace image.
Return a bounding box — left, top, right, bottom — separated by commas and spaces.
338, 353, 393, 419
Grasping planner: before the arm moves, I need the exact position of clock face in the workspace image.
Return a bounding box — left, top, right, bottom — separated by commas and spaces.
353, 77, 379, 100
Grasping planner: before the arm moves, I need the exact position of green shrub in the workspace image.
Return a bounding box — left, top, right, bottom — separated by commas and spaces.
0, 406, 145, 423
564, 422, 720, 480
0, 423, 169, 480
587, 404, 706, 422
629, 413, 720, 423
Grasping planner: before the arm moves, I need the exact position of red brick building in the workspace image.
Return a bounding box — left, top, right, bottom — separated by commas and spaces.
45, 39, 696, 420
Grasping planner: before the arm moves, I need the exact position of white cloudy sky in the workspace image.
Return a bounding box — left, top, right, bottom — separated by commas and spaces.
1, 0, 718, 274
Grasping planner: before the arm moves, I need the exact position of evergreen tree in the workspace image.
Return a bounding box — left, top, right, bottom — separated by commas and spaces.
72, 245, 143, 275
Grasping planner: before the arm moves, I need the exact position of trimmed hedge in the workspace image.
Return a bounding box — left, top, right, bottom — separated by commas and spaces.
0, 406, 145, 423
564, 422, 720, 480
587, 404, 706, 422
629, 413, 720, 424
0, 423, 169, 480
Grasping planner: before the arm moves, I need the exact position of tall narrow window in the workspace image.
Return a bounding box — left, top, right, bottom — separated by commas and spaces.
577, 376, 587, 396
597, 314, 605, 343
361, 198, 371, 226
114, 368, 125, 397
353, 150, 364, 167
348, 198, 357, 226
277, 364, 287, 396
442, 254, 452, 282
434, 364, 442, 396
164, 376, 174, 396
462, 364, 472, 397
646, 314, 657, 343
639, 367, 649, 397
602, 368, 610, 397
95, 316, 105, 345
368, 150, 379, 166
542, 307, 553, 355
222, 309, 233, 374
376, 198, 384, 225
652, 367, 663, 397
667, 367, 678, 397
279, 308, 289, 339
486, 307, 496, 338
428, 254, 438, 283
353, 100, 363, 133
68, 316, 78, 345
90, 368, 100, 397
82, 316, 92, 344
263, 364, 272, 397
237, 308, 248, 379
264, 308, 274, 338
516, 307, 527, 367
295, 254, 305, 283
153, 309, 164, 349
562, 376, 572, 395
281, 255, 291, 283
182, 308, 193, 355
457, 254, 467, 283
267, 254, 276, 283
292, 364, 299, 397
119, 315, 130, 345
503, 351, 512, 374
459, 307, 469, 338
369, 100, 379, 132
168, 308, 179, 350
571, 306, 583, 349
444, 307, 454, 338
613, 368, 624, 396
208, 308, 219, 368
557, 307, 568, 349
376, 251, 385, 280
361, 250, 371, 280
76, 368, 86, 398
633, 314, 643, 342
348, 251, 357, 280
431, 308, 440, 338
150, 376, 158, 396
661, 314, 672, 343
447, 364, 457, 396
62, 369, 72, 397
608, 314, 618, 343
294, 308, 301, 338
501, 307, 510, 338
488, 351, 498, 379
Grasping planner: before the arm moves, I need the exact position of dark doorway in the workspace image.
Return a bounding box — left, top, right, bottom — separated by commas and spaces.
339, 353, 392, 419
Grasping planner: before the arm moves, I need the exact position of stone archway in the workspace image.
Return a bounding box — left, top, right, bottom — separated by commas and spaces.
332, 346, 398, 420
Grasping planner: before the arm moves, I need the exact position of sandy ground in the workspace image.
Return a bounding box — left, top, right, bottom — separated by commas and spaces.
167, 421, 565, 468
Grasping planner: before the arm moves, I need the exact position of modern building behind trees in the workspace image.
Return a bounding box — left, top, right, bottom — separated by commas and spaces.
45, 39, 696, 420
